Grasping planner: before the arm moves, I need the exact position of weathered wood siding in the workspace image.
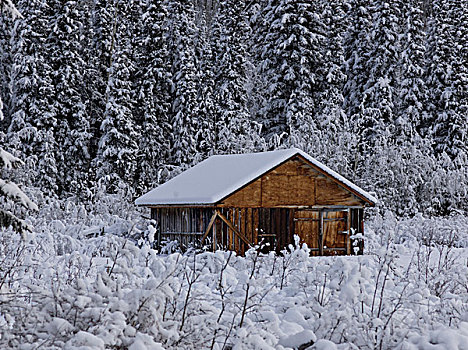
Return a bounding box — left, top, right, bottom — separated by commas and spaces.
322, 210, 348, 254
152, 208, 214, 250
294, 209, 351, 256
151, 207, 365, 256
294, 210, 320, 252
219, 156, 364, 208
151, 207, 294, 254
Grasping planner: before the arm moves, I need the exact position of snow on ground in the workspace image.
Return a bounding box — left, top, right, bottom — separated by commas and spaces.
0, 204, 467, 350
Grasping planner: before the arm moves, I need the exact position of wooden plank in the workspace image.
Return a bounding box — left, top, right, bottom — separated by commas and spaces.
319, 210, 324, 255
161, 231, 204, 236
266, 209, 271, 235
281, 209, 288, 252
268, 161, 299, 175
261, 175, 291, 206
322, 210, 348, 255
275, 209, 281, 252
315, 178, 363, 206
219, 158, 338, 208
346, 208, 351, 255
289, 209, 294, 247
233, 209, 238, 251
218, 179, 262, 207
228, 209, 233, 250
261, 174, 315, 207
294, 210, 319, 247
246, 208, 253, 244
240, 208, 247, 255
200, 211, 218, 244
220, 209, 225, 249
213, 220, 217, 252
216, 210, 252, 247
253, 208, 259, 245
295, 155, 374, 206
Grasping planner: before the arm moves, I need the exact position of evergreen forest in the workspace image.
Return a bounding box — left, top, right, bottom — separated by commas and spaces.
0, 0, 467, 216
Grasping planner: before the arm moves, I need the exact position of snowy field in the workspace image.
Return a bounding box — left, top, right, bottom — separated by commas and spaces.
1, 204, 467, 350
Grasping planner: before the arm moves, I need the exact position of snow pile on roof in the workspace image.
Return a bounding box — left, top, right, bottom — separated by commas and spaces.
135, 148, 377, 206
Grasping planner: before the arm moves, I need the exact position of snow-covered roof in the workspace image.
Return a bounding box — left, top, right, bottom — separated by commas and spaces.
135, 148, 377, 206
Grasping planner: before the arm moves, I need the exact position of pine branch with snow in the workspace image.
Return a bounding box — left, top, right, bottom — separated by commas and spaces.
0, 149, 37, 234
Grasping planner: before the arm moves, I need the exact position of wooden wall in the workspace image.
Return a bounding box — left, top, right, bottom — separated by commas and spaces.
152, 207, 214, 250
151, 207, 365, 255
152, 207, 293, 254
219, 157, 365, 208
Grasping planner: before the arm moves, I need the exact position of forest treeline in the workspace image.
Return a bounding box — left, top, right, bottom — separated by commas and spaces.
0, 0, 466, 216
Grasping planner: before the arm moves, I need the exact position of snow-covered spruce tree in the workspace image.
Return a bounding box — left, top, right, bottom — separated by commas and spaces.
346, 0, 401, 187
425, 0, 468, 159
395, 0, 429, 143
166, 0, 200, 167
0, 0, 37, 234
0, 149, 37, 235
368, 0, 436, 215
192, 3, 218, 159
6, 0, 60, 193
342, 0, 380, 180
360, 0, 400, 143
299, 0, 356, 177
95, 1, 140, 194
87, 0, 118, 176
132, 0, 172, 192
0, 5, 14, 127
342, 0, 373, 123
253, 0, 326, 146
210, 0, 264, 154
46, 0, 96, 196
426, 151, 468, 215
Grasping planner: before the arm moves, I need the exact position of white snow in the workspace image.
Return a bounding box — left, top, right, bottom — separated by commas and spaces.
0, 178, 38, 211
312, 339, 338, 350
135, 148, 377, 206
278, 329, 316, 348
66, 331, 105, 349
0, 149, 23, 170
0, 210, 467, 349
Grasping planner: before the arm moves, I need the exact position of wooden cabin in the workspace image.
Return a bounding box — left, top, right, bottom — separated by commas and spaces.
135, 148, 377, 255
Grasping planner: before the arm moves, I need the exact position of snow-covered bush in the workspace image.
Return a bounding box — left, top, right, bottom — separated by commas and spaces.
0, 209, 467, 349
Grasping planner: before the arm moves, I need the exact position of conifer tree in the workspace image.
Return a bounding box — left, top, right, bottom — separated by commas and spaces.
210, 0, 264, 154
345, 0, 400, 179
166, 0, 200, 167
7, 0, 59, 193
426, 0, 468, 159
0, 11, 13, 126
0, 0, 38, 235
343, 0, 373, 121
95, 1, 140, 193
395, 0, 428, 142
306, 0, 355, 176
254, 0, 326, 146
46, 0, 95, 195
133, 0, 172, 190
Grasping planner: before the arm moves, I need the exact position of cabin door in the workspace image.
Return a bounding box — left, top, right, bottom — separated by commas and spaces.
322, 210, 348, 255
294, 209, 349, 255
294, 210, 320, 254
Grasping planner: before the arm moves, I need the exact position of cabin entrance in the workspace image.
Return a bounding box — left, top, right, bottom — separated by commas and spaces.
294, 209, 349, 255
